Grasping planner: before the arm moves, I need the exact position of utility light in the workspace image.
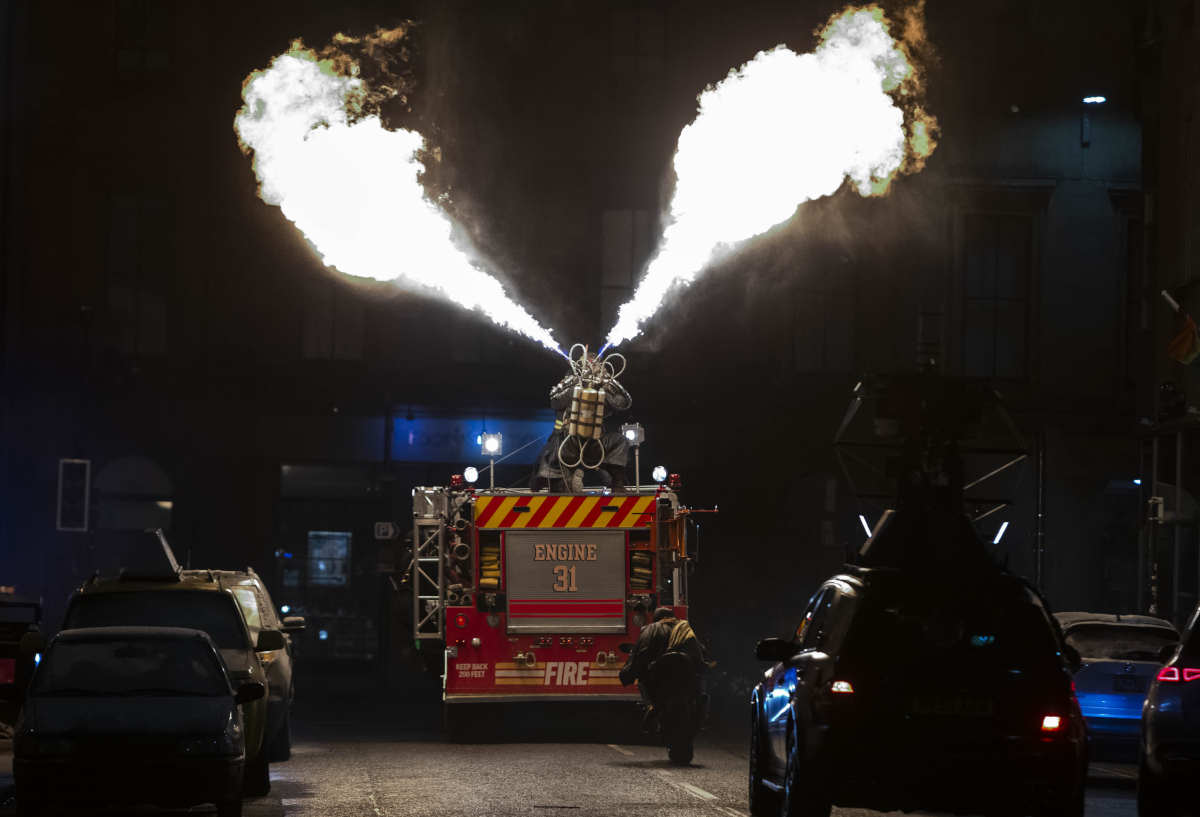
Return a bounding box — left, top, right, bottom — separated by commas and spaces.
993, 521, 1009, 545
1134, 479, 1142, 485
621, 423, 644, 445
481, 433, 503, 456
1083, 96, 1106, 104
281, 605, 290, 614
652, 466, 668, 483
859, 515, 872, 537
464, 467, 479, 484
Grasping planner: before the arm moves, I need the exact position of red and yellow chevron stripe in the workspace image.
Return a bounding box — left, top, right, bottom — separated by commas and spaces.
473, 494, 656, 529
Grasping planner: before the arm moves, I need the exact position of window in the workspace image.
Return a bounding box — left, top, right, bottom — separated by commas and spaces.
231, 588, 263, 631
302, 276, 364, 360
107, 193, 169, 356
601, 208, 655, 333
962, 213, 1031, 379
308, 531, 351, 587
116, 0, 172, 89
799, 588, 836, 650
611, 5, 665, 75
793, 267, 855, 373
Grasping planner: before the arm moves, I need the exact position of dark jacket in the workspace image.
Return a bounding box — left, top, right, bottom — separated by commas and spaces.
619, 617, 706, 687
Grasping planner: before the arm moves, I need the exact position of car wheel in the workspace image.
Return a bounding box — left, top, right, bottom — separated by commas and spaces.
242, 750, 271, 798
749, 706, 776, 817
216, 797, 244, 817
15, 784, 48, 817
780, 720, 831, 817
1138, 756, 1180, 817
268, 708, 292, 762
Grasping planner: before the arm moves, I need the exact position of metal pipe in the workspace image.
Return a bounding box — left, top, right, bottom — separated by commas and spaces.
634, 446, 640, 492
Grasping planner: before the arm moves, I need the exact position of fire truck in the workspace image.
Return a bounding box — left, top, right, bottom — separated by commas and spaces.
410, 478, 694, 738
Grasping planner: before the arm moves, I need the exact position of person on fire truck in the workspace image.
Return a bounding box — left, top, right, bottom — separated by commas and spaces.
619, 608, 708, 730
530, 353, 632, 492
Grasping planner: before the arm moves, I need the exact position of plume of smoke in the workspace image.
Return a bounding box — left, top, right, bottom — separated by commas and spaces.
234, 29, 564, 357
603, 5, 938, 351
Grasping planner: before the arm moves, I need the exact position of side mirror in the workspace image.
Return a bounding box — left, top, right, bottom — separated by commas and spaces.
1158, 644, 1177, 663
20, 632, 46, 655
618, 643, 634, 654
234, 681, 265, 705
756, 638, 799, 663
255, 630, 286, 652
1062, 644, 1082, 672
282, 616, 306, 634
0, 682, 25, 705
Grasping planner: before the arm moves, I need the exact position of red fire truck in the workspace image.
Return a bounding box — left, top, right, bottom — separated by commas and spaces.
410, 481, 693, 739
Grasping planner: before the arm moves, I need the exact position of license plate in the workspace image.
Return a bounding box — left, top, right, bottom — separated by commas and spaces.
913, 696, 993, 716
1113, 675, 1148, 693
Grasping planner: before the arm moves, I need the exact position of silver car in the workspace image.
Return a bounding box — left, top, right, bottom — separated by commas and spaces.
1140, 603, 1200, 816
1054, 612, 1177, 749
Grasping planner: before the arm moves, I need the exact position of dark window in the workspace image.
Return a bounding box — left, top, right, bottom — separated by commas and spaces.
600, 208, 655, 333
611, 5, 665, 75
793, 268, 855, 373
308, 531, 351, 587
107, 192, 170, 355
1062, 624, 1177, 661
302, 276, 364, 360
799, 588, 836, 650
64, 592, 250, 650
962, 214, 1031, 379
116, 0, 172, 89
32, 637, 227, 697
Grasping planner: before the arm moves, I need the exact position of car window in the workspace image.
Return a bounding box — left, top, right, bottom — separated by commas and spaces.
32, 637, 228, 697
1064, 624, 1177, 661
232, 588, 263, 631
793, 593, 821, 645
64, 592, 250, 650
800, 588, 836, 651
843, 590, 1058, 660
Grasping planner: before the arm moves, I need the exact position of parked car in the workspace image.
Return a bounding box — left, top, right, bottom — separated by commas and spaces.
751, 567, 1087, 817
59, 540, 284, 797
1139, 602, 1200, 816
1054, 612, 1177, 752
212, 568, 303, 761
6, 626, 263, 817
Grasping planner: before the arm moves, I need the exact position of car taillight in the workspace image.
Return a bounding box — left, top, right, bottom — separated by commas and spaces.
1157, 666, 1200, 683
830, 680, 854, 694
1041, 715, 1062, 732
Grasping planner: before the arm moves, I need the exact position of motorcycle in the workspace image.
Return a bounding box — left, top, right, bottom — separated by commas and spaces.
619, 643, 707, 765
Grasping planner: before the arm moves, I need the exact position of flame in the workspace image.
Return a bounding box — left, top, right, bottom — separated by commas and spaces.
234, 32, 564, 357
603, 5, 937, 350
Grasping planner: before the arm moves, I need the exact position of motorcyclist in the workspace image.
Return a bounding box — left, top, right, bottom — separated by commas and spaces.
530, 352, 632, 492
619, 608, 708, 731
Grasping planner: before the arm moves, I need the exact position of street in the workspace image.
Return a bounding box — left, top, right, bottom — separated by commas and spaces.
0, 703, 1139, 817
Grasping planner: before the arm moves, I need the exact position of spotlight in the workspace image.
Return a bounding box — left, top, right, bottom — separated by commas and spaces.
464, 467, 479, 483
481, 433, 503, 456
281, 605, 290, 614
1133, 479, 1142, 486
621, 423, 644, 445
652, 466, 667, 483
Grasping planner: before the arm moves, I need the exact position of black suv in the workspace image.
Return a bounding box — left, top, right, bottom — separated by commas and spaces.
750, 567, 1087, 817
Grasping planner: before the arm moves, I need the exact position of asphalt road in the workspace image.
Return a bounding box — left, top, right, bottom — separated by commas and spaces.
0, 710, 1140, 817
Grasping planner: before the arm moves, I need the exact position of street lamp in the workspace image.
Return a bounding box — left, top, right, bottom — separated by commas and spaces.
621, 423, 644, 489
481, 434, 502, 489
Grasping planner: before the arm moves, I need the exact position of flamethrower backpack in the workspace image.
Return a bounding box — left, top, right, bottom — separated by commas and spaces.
556, 344, 627, 472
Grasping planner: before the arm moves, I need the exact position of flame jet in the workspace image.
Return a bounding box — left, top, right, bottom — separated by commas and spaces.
602, 6, 937, 351
235, 39, 565, 357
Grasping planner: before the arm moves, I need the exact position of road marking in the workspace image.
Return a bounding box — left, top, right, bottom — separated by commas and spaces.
714, 807, 749, 817
607, 743, 635, 756
282, 799, 302, 806
655, 770, 718, 801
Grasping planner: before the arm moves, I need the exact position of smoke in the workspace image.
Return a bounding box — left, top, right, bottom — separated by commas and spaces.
234, 29, 565, 357
603, 5, 938, 350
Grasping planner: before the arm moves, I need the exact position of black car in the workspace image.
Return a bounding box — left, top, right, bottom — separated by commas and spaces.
8, 627, 264, 817
750, 567, 1087, 817
1139, 602, 1200, 816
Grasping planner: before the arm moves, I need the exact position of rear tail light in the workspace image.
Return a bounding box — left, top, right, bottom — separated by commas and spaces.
1041, 715, 1062, 732
830, 680, 854, 694
1157, 666, 1200, 683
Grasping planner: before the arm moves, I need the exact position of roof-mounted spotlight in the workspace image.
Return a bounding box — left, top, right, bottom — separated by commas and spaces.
463, 467, 479, 484
652, 466, 667, 483
481, 433, 503, 456
621, 423, 644, 445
